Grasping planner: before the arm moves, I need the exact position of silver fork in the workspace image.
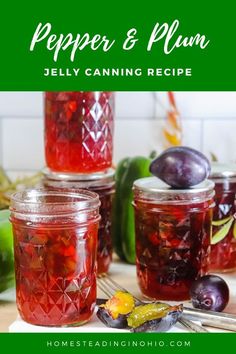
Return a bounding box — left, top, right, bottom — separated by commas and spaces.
97, 274, 209, 333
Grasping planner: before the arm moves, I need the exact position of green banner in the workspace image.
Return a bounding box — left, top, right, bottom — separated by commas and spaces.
0, 0, 236, 90
0, 332, 235, 354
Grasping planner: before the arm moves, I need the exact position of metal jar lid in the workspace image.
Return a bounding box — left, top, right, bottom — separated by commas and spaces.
133, 177, 215, 204
210, 163, 236, 179
42, 168, 115, 189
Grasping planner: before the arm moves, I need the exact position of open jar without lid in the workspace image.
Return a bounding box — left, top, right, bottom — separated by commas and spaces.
133, 177, 215, 301
210, 163, 236, 273
10, 189, 100, 327
42, 168, 115, 275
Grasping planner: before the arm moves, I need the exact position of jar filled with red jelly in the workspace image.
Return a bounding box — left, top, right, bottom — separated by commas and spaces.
10, 189, 100, 326
42, 168, 115, 275
44, 92, 114, 173
133, 177, 215, 301
210, 163, 236, 272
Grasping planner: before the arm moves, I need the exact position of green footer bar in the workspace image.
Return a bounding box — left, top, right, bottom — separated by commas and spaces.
0, 333, 234, 354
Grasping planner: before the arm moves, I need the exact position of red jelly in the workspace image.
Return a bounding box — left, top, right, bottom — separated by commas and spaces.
10, 189, 100, 326
42, 169, 115, 274
210, 163, 236, 272
133, 177, 215, 301
44, 92, 114, 173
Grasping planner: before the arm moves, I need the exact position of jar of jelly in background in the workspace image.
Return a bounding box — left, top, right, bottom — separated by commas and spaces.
44, 92, 114, 173
133, 177, 215, 301
10, 189, 100, 326
42, 168, 115, 275
210, 163, 236, 272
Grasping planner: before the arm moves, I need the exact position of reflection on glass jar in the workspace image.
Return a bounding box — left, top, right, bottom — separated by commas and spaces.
133, 177, 215, 301
10, 189, 100, 326
42, 168, 115, 274
44, 92, 114, 173
210, 163, 236, 272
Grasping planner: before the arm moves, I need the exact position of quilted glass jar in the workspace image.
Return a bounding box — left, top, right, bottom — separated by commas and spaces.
210, 163, 236, 272
44, 92, 114, 173
133, 177, 215, 301
10, 189, 100, 326
42, 168, 115, 274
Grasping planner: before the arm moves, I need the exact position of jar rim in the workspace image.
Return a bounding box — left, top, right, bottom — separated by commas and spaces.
10, 188, 100, 215
133, 177, 215, 204
133, 177, 214, 194
210, 162, 236, 178
42, 168, 115, 182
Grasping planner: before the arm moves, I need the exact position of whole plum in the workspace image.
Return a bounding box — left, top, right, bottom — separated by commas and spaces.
149, 146, 211, 188
190, 275, 229, 312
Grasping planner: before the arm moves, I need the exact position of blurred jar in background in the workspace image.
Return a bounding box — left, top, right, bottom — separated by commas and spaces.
210, 163, 236, 272
44, 92, 114, 173
42, 168, 115, 274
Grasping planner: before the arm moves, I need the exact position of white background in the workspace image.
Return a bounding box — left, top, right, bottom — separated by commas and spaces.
0, 91, 235, 178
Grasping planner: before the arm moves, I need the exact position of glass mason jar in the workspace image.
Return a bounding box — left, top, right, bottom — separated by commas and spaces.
133, 177, 215, 301
10, 189, 100, 327
42, 168, 115, 275
44, 92, 114, 173
210, 163, 236, 272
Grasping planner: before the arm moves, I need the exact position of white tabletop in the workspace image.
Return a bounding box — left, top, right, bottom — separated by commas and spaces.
4, 260, 236, 333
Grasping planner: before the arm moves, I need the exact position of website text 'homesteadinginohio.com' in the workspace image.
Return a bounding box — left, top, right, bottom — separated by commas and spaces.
46, 339, 191, 349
